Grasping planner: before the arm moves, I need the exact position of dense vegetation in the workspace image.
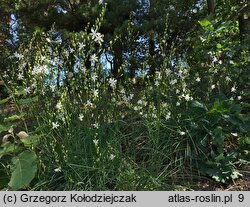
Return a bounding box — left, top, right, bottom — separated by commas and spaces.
0, 0, 249, 190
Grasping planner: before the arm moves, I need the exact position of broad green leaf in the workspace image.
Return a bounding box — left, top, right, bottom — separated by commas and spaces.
8, 151, 37, 190
20, 134, 41, 147
0, 142, 21, 159
199, 19, 211, 27
0, 97, 10, 105
0, 166, 9, 189
0, 124, 12, 133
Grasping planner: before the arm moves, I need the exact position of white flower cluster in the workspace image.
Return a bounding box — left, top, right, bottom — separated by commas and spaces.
90, 28, 104, 45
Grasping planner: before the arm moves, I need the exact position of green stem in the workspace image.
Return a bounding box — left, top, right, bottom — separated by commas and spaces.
0, 75, 29, 132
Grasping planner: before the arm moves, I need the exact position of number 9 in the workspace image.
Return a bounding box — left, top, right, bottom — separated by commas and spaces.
238, 194, 244, 202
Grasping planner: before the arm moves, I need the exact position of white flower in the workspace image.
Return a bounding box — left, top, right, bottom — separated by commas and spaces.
165, 68, 171, 75
193, 8, 198, 13
17, 73, 24, 80
13, 52, 24, 59
46, 38, 51, 43
120, 88, 126, 94
237, 96, 242, 100
231, 132, 238, 137
109, 154, 115, 160
179, 131, 186, 136
69, 47, 74, 53
195, 77, 201, 82
24, 87, 31, 93
137, 100, 143, 105
50, 85, 56, 92
92, 74, 98, 82
93, 122, 99, 129
109, 78, 117, 88
229, 60, 234, 65
52, 122, 59, 129
79, 42, 85, 50
155, 80, 160, 86
90, 28, 104, 45
165, 112, 171, 120
86, 100, 93, 107
90, 54, 98, 63
79, 114, 84, 121
212, 56, 218, 63
156, 71, 161, 79
182, 83, 187, 89
231, 86, 236, 92
170, 79, 177, 85
184, 94, 191, 101
93, 139, 99, 145
31, 82, 37, 89
129, 93, 134, 100
56, 101, 63, 110
211, 84, 215, 90
133, 106, 139, 111
93, 89, 99, 98
54, 167, 62, 172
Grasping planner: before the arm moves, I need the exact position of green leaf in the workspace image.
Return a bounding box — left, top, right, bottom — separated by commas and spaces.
0, 124, 12, 133
8, 151, 37, 190
17, 96, 38, 105
4, 113, 24, 122
216, 43, 222, 49
0, 166, 9, 190
209, 100, 231, 114
20, 134, 41, 147
0, 97, 10, 105
0, 142, 21, 159
212, 127, 224, 150
199, 19, 211, 27
239, 137, 250, 145
14, 88, 26, 96
34, 26, 42, 34
190, 100, 208, 111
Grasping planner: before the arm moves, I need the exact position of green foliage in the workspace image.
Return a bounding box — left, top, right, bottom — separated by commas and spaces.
8, 151, 37, 190
0, 84, 40, 190
1, 0, 249, 190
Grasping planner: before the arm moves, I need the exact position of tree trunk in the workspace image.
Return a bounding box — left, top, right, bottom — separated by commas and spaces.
112, 40, 123, 78
149, 30, 155, 78
0, 12, 9, 52
239, 5, 250, 37
207, 0, 215, 14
